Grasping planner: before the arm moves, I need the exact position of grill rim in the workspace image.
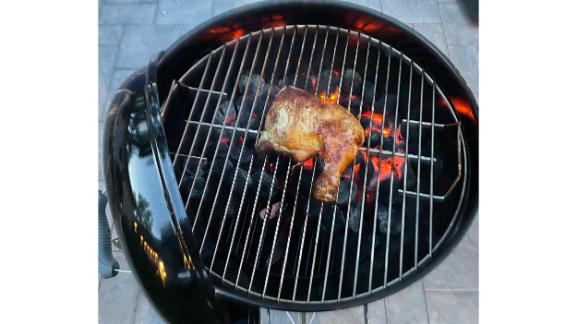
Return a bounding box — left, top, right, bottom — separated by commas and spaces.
108, 0, 478, 315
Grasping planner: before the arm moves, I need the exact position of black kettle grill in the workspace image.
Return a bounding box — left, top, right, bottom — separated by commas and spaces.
102, 1, 478, 323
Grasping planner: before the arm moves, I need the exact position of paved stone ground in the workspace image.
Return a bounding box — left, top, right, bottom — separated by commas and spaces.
99, 0, 478, 323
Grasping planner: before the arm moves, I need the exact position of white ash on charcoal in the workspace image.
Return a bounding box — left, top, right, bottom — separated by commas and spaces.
251, 170, 280, 199
259, 201, 282, 221
213, 99, 237, 125
239, 73, 270, 97
341, 69, 363, 95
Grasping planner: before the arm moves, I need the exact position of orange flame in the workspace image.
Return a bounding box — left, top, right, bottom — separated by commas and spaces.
320, 89, 339, 104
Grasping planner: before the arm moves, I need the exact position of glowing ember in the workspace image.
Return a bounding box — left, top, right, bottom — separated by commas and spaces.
303, 158, 314, 170
320, 89, 339, 104
239, 135, 244, 144
451, 97, 476, 121
220, 136, 231, 145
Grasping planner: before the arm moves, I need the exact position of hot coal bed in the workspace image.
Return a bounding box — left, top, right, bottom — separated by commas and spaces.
162, 25, 466, 305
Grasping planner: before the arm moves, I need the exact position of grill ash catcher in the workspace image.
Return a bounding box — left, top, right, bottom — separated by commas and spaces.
102, 1, 478, 323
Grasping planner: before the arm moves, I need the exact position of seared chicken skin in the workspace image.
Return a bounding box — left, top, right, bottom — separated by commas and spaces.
255, 86, 364, 202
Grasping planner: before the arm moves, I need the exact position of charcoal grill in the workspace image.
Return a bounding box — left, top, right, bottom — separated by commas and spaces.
103, 2, 478, 323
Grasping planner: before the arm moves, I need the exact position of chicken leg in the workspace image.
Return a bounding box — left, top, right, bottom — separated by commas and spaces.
255, 86, 364, 202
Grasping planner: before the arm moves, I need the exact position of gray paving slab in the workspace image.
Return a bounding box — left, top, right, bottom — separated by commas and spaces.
105, 0, 157, 4
315, 305, 365, 324
99, 46, 118, 126
116, 24, 187, 69
261, 309, 303, 324
423, 216, 478, 290
425, 290, 478, 324
447, 44, 478, 100
385, 281, 429, 324
345, 0, 383, 12
99, 4, 157, 24
380, 0, 441, 24
438, 3, 478, 45
214, 0, 268, 17
367, 299, 388, 324
156, 0, 213, 27
133, 291, 168, 324
413, 23, 449, 56
99, 25, 124, 46
99, 252, 141, 324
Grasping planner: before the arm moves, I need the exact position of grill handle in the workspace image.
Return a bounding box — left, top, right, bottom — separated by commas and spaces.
99, 190, 119, 278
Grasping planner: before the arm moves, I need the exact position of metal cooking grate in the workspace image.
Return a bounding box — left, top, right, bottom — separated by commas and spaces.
163, 25, 467, 307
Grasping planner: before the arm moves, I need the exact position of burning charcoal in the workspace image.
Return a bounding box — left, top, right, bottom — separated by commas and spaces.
265, 238, 285, 269
239, 73, 268, 96
355, 153, 376, 186
214, 99, 237, 125
214, 143, 231, 159
347, 202, 362, 233
337, 178, 358, 205
251, 170, 279, 198
174, 156, 206, 180
341, 69, 363, 95
180, 175, 207, 201
317, 70, 341, 94
229, 145, 252, 166
230, 166, 251, 195
376, 206, 389, 235
361, 81, 376, 104
259, 201, 281, 220
321, 205, 345, 233
211, 157, 235, 176
236, 96, 263, 129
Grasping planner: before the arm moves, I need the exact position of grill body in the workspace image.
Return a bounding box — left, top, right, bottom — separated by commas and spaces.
104, 1, 478, 322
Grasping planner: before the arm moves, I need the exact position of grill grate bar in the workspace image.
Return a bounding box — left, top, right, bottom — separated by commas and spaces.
212, 29, 291, 272
353, 39, 375, 297
306, 28, 341, 302
429, 84, 436, 256
291, 25, 321, 302
229, 29, 283, 287
177, 50, 228, 190
261, 27, 298, 296
399, 62, 414, 279
188, 32, 265, 235
172, 51, 215, 178
337, 31, 361, 301
276, 25, 310, 301
369, 45, 392, 292
321, 27, 350, 302
246, 27, 288, 292
183, 120, 437, 162
414, 72, 425, 268
384, 52, 404, 287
